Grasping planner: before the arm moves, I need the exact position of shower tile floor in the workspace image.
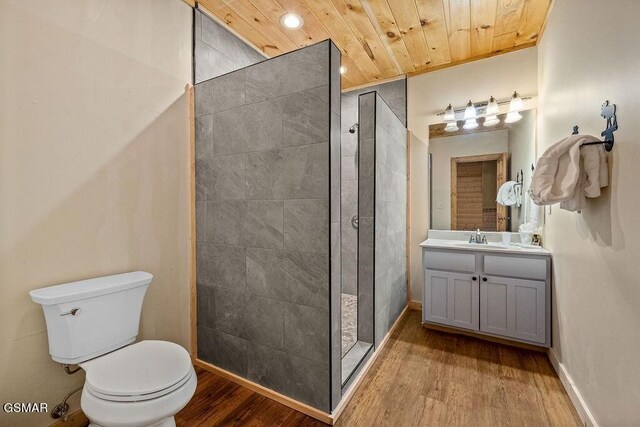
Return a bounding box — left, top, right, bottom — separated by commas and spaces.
341, 293, 358, 356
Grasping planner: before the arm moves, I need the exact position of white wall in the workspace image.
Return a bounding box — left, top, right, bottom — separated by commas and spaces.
538, 1, 640, 425
0, 1, 192, 425
429, 130, 508, 230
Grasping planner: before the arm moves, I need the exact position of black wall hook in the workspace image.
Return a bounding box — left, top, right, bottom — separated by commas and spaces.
576, 100, 618, 152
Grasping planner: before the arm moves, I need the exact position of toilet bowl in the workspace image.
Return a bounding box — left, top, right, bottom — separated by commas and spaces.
30, 272, 197, 427
79, 341, 196, 427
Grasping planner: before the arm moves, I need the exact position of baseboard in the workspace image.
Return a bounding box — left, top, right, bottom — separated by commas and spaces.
407, 300, 422, 311
193, 359, 333, 425
331, 305, 410, 422
547, 348, 598, 427
49, 410, 89, 427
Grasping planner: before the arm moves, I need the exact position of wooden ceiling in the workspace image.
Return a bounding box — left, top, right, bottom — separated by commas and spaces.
196, 0, 552, 89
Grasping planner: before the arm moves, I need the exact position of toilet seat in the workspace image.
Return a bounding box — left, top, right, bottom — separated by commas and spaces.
79, 340, 192, 402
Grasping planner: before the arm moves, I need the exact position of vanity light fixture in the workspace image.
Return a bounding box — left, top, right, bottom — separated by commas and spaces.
483, 96, 500, 127
444, 122, 459, 132
340, 66, 347, 74
443, 104, 459, 132
463, 100, 479, 130
443, 104, 456, 123
505, 91, 524, 123
280, 13, 304, 30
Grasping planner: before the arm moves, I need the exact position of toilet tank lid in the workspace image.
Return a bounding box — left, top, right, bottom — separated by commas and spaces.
29, 271, 153, 305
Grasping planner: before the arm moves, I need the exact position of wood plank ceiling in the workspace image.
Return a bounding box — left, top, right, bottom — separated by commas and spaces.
196, 0, 551, 89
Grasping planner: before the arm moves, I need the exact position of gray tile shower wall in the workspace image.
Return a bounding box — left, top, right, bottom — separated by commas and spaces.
195, 41, 340, 413
373, 95, 407, 347
195, 9, 265, 83
357, 92, 407, 348
340, 78, 406, 297
357, 92, 376, 344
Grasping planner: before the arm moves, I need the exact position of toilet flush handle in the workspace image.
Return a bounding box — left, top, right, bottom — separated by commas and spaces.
60, 308, 80, 316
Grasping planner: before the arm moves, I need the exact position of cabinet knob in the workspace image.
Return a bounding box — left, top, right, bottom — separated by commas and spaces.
482, 277, 488, 282
472, 276, 477, 281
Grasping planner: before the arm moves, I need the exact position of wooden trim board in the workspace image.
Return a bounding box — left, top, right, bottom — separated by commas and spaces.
423, 322, 547, 353
186, 84, 197, 361
194, 306, 411, 425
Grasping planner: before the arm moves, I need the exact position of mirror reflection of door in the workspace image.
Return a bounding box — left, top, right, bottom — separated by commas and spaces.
451, 153, 508, 231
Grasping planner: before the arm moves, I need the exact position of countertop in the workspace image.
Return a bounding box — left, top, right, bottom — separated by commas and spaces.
420, 238, 551, 256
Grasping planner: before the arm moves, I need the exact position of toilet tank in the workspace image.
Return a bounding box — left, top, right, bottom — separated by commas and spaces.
29, 271, 153, 364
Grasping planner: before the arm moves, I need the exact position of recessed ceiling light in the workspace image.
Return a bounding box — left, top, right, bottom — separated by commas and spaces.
280, 13, 303, 30
340, 66, 347, 74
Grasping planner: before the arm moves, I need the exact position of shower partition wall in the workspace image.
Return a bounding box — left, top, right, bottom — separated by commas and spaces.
339, 80, 406, 362
194, 40, 341, 413
359, 92, 408, 348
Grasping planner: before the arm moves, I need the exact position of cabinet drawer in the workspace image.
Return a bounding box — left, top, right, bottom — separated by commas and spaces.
424, 250, 476, 273
483, 255, 547, 280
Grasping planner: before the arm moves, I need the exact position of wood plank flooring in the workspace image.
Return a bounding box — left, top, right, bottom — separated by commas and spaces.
175, 367, 325, 426
177, 310, 581, 426
336, 310, 581, 426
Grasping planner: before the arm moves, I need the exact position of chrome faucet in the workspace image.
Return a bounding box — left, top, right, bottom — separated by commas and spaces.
469, 229, 488, 244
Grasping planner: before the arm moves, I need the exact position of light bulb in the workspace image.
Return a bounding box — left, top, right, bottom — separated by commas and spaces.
504, 111, 522, 123
444, 122, 459, 132
464, 100, 477, 120
484, 115, 500, 127
486, 96, 499, 116
509, 91, 524, 112
339, 66, 347, 74
443, 104, 456, 123
280, 13, 304, 29
463, 119, 479, 130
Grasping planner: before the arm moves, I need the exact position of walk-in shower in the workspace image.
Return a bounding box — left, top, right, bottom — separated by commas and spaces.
194, 34, 408, 414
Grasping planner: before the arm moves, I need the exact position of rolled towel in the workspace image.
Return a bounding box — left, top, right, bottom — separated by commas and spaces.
497, 181, 518, 206
529, 198, 543, 229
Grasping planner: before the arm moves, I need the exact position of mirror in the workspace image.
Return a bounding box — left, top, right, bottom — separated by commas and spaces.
429, 109, 536, 232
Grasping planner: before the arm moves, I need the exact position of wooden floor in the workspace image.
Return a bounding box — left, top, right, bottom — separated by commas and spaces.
178, 310, 581, 426
175, 367, 325, 426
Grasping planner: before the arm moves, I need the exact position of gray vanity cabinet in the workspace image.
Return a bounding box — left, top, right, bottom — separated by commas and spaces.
480, 276, 546, 344
424, 270, 479, 331
423, 247, 551, 347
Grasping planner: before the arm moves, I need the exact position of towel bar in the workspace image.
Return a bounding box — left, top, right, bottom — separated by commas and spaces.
573, 100, 617, 152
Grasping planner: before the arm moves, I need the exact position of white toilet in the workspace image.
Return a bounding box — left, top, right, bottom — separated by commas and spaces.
30, 271, 197, 427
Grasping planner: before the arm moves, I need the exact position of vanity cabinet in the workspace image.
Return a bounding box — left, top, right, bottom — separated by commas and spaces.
422, 247, 551, 347
480, 276, 546, 344
424, 270, 479, 330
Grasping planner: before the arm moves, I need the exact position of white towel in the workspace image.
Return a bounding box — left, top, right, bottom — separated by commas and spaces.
497, 181, 518, 206
530, 134, 608, 212
529, 196, 543, 229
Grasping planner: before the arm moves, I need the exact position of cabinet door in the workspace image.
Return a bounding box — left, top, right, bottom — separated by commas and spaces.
480, 276, 546, 344
424, 269, 479, 331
